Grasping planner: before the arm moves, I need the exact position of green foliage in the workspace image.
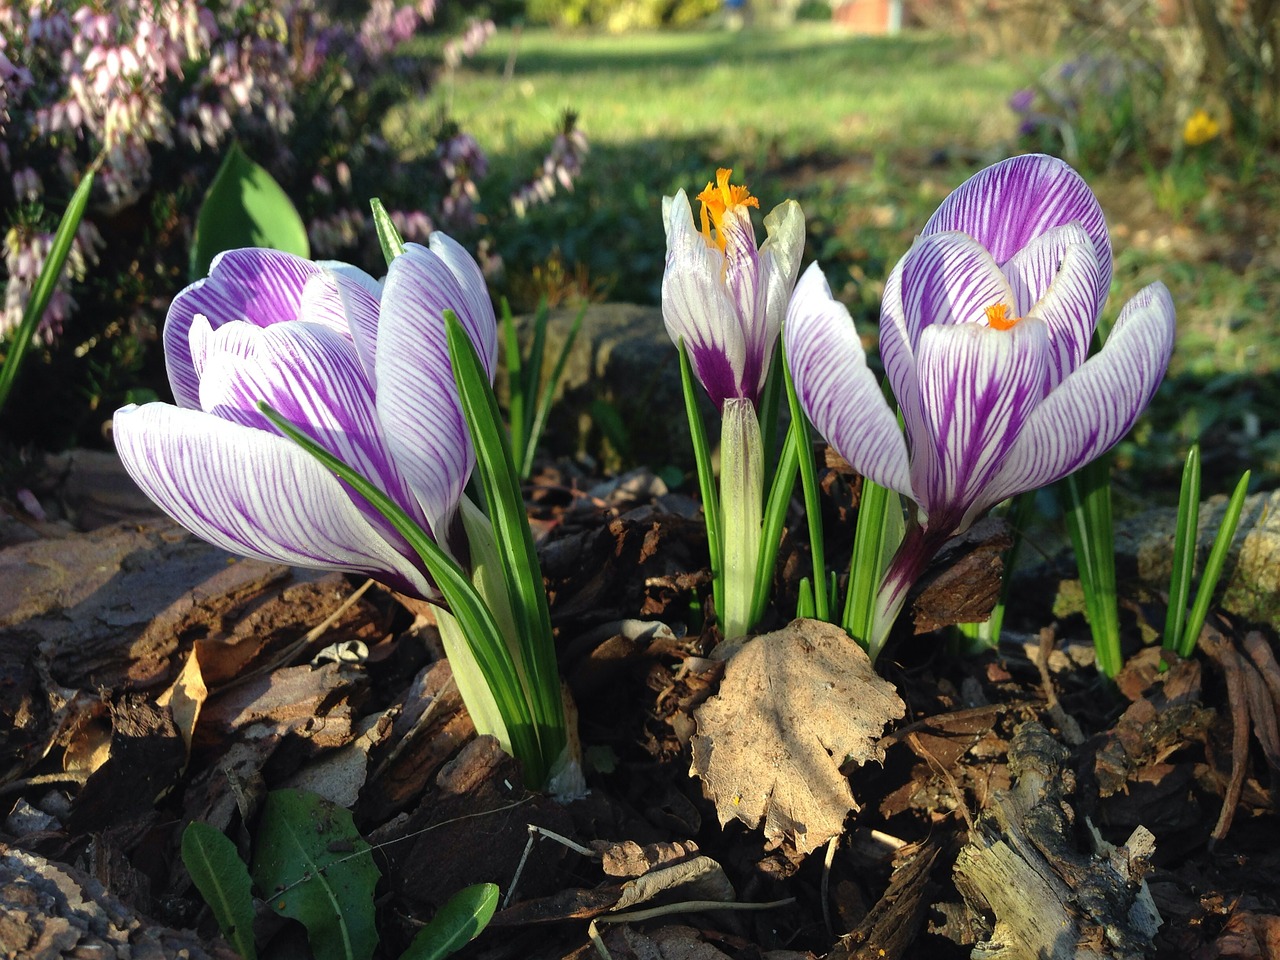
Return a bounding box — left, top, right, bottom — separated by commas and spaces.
182, 822, 258, 960
191, 143, 311, 281
0, 162, 96, 415
1060, 456, 1122, 678
525, 0, 718, 29
401, 884, 500, 960
251, 789, 381, 960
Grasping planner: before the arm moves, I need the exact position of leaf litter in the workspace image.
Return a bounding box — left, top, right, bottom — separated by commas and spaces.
0, 455, 1278, 958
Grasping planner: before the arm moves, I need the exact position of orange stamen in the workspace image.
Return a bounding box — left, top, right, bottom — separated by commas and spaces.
696, 168, 759, 253
984, 303, 1021, 330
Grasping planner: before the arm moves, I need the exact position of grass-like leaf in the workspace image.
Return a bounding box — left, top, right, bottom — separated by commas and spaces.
750, 425, 799, 629
842, 476, 904, 647
258, 402, 541, 774
370, 197, 406, 266
1178, 469, 1250, 658
182, 821, 257, 960
679, 338, 723, 622
0, 159, 97, 415
523, 301, 586, 478
400, 883, 499, 960
781, 339, 828, 621
1163, 444, 1201, 654
251, 789, 380, 960
444, 312, 566, 787
500, 299, 528, 479
1061, 455, 1122, 678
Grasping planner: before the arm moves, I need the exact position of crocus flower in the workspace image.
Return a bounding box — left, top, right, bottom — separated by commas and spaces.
113, 236, 497, 600
662, 167, 804, 410
785, 154, 1175, 656
662, 169, 804, 640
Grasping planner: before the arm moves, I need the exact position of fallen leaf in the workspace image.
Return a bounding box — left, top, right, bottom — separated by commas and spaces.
690, 619, 905, 854
157, 645, 208, 757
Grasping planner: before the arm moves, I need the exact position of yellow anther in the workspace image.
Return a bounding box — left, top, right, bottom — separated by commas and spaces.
984, 302, 1021, 330
696, 168, 759, 252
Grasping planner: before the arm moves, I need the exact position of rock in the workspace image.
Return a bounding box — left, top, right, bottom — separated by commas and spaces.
505, 302, 710, 472
1112, 489, 1280, 632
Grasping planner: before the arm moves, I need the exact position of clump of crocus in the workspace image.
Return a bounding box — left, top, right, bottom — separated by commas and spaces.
114, 236, 572, 790
785, 153, 1175, 658
663, 168, 804, 639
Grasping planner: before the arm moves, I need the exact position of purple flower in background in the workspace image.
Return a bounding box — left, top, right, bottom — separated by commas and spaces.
662, 168, 804, 410
1008, 88, 1036, 114
786, 154, 1174, 654
113, 236, 497, 600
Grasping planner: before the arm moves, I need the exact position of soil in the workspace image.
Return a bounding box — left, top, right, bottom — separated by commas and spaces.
1, 451, 1278, 960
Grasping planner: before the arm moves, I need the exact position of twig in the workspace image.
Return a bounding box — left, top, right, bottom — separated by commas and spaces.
821, 835, 838, 940
505, 823, 598, 907
1199, 624, 1249, 847
587, 899, 796, 960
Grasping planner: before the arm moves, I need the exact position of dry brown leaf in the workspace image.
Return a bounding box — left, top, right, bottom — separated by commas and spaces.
157, 645, 207, 756
690, 619, 904, 855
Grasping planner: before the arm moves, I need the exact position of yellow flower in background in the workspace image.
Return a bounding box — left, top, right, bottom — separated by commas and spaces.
1183, 109, 1220, 146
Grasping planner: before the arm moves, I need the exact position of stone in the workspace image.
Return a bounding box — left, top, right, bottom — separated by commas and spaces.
1112, 489, 1280, 632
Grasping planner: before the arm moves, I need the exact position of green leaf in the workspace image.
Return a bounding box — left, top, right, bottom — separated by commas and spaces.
445, 312, 566, 788
1163, 444, 1201, 654
843, 477, 905, 648
1180, 469, 1250, 658
679, 339, 723, 622
399, 883, 499, 960
251, 790, 380, 960
524, 301, 586, 478
371, 198, 406, 266
182, 821, 258, 960
781, 339, 828, 621
751, 425, 799, 628
500, 299, 528, 480
1061, 456, 1122, 678
257, 403, 542, 777
191, 142, 309, 281
0, 159, 97, 414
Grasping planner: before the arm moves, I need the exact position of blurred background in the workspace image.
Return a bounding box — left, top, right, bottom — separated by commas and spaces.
2, 0, 1276, 499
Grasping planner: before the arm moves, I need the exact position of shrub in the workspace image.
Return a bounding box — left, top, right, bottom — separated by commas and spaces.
0, 0, 497, 447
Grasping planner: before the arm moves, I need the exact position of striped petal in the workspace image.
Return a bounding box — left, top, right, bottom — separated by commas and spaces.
922, 153, 1112, 318
785, 264, 911, 497
661, 190, 747, 408
375, 241, 495, 541
197, 321, 427, 539
759, 199, 806, 396
909, 315, 1049, 532
164, 249, 330, 409
113, 403, 436, 599
895, 231, 1015, 350
423, 233, 498, 377
299, 270, 382, 384
965, 281, 1175, 523
1008, 224, 1104, 389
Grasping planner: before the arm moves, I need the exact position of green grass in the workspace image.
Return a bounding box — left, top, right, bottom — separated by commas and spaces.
389, 25, 1279, 495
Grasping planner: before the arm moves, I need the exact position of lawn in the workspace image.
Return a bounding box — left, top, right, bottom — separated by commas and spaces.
391, 25, 1280, 497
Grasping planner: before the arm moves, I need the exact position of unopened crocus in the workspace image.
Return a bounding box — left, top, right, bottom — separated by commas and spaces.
662, 169, 804, 638
114, 235, 496, 600
786, 154, 1175, 657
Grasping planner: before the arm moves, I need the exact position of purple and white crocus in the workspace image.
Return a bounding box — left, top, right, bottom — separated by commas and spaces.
785, 154, 1176, 657
113, 235, 497, 602
662, 169, 804, 638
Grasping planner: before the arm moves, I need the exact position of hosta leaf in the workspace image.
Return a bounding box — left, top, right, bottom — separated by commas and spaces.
191, 142, 309, 281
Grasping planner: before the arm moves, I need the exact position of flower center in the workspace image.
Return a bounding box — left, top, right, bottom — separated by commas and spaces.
984, 303, 1022, 330
696, 168, 759, 253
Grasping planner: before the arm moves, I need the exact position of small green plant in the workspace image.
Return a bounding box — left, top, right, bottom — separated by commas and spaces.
1162, 443, 1251, 658
0, 159, 98, 415
501, 296, 587, 479
182, 789, 498, 960
1059, 454, 1123, 678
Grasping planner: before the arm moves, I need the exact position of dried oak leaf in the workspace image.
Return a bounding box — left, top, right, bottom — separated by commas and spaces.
690, 619, 904, 854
